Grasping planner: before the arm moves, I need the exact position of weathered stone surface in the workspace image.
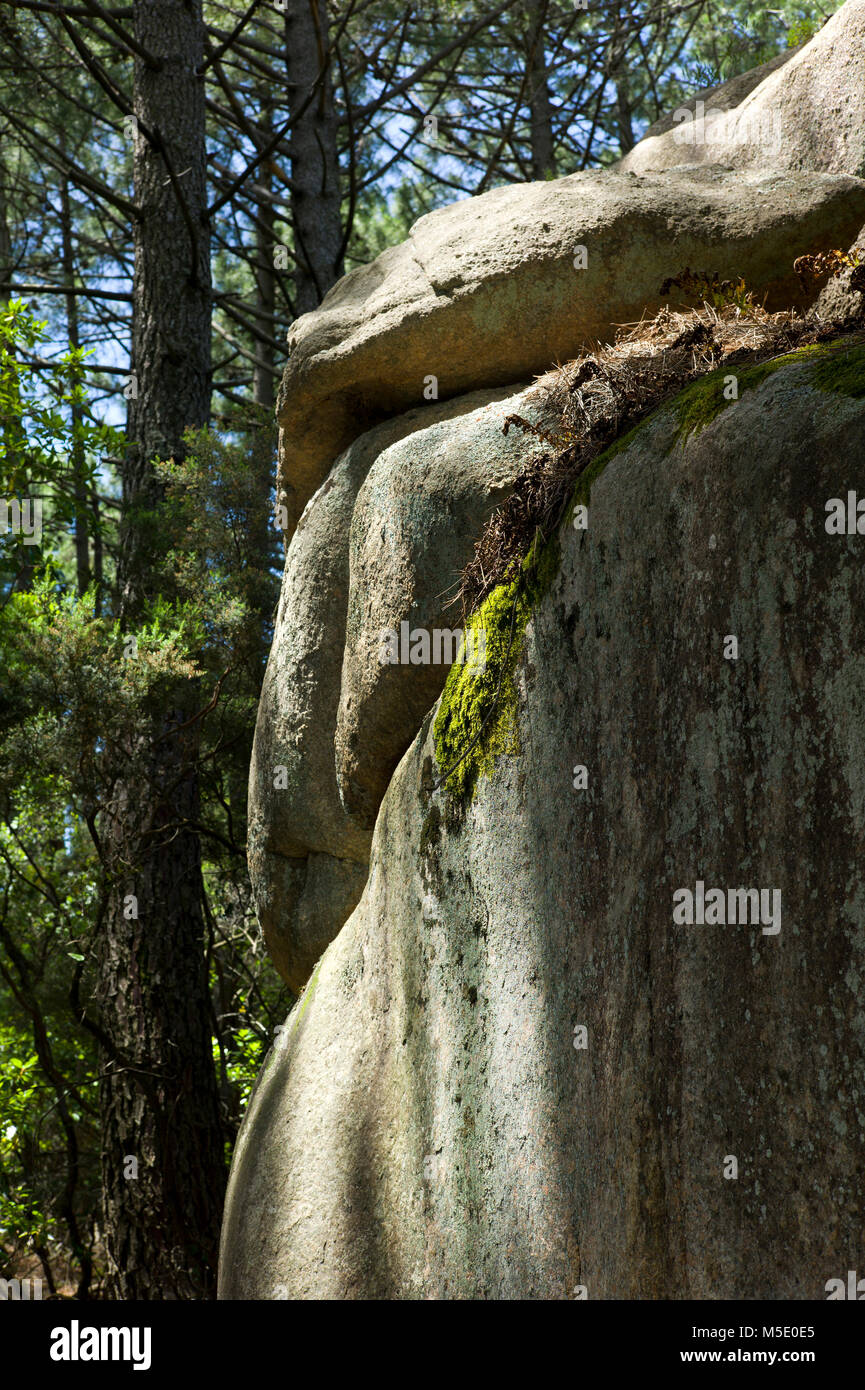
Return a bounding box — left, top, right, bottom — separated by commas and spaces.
335, 382, 553, 827
622, 47, 799, 148
276, 165, 865, 534
247, 410, 421, 992
251, 852, 369, 998
223, 344, 865, 1298
809, 221, 865, 329
620, 0, 865, 177
250, 383, 551, 989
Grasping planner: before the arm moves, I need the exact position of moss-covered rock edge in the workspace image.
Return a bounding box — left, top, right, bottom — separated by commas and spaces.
432, 337, 865, 804
674, 338, 865, 441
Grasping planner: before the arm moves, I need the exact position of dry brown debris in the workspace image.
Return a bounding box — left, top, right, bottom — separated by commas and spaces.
455, 293, 865, 621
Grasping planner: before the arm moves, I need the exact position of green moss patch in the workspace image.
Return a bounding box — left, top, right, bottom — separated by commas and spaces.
674, 339, 865, 442
674, 346, 821, 441
433, 535, 559, 803
810, 342, 865, 398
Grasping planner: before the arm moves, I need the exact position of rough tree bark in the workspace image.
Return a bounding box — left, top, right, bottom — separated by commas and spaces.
59, 169, 91, 597
524, 0, 556, 179
284, 0, 344, 315
0, 150, 35, 592
0, 155, 12, 305
253, 91, 276, 411
97, 0, 225, 1300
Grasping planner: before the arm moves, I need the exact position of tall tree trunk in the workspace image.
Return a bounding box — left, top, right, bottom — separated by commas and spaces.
97, 0, 225, 1300
253, 93, 276, 412
524, 0, 556, 179
613, 64, 634, 154
0, 154, 12, 306
607, 15, 635, 157
284, 0, 343, 315
0, 152, 35, 593
240, 89, 279, 830
59, 169, 91, 597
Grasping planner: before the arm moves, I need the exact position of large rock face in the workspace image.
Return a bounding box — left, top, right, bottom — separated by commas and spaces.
233, 23, 865, 1291
249, 382, 553, 990
275, 164, 865, 533
223, 345, 865, 1298
620, 0, 865, 177
256, 160, 865, 992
